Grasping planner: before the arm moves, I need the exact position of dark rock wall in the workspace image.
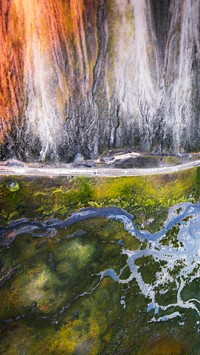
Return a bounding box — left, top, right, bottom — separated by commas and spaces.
0, 0, 199, 161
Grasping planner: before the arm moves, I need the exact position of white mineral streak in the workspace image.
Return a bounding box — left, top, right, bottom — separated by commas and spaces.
15, 0, 200, 159
22, 0, 68, 160
114, 0, 158, 144
163, 0, 200, 151
112, 0, 200, 151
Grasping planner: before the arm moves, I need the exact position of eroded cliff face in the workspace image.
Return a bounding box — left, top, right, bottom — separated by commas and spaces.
0, 0, 199, 161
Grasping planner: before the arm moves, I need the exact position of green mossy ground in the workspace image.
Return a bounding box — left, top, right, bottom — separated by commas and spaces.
160, 225, 182, 248
1, 167, 200, 229
0, 168, 200, 354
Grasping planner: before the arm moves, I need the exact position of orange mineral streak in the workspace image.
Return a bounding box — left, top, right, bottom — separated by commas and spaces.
0, 0, 25, 143
0, 0, 98, 145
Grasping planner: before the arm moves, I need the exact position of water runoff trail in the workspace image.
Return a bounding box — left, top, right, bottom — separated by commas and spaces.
0, 202, 200, 325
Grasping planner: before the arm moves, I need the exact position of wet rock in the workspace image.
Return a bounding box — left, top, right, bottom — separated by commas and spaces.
74, 153, 85, 163
81, 162, 96, 168
5, 159, 25, 167
6, 180, 20, 192
59, 305, 70, 315
112, 156, 159, 169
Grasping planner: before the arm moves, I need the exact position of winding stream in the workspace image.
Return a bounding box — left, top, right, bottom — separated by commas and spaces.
0, 203, 200, 325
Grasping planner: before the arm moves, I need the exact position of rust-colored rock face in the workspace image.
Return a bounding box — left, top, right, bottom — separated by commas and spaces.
0, 0, 25, 143
0, 0, 199, 161
0, 0, 98, 154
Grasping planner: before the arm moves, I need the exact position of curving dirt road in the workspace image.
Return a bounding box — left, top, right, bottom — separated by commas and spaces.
0, 160, 200, 177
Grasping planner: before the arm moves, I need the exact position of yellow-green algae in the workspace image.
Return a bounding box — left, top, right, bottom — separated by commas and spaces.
0, 169, 200, 354
0, 168, 199, 229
